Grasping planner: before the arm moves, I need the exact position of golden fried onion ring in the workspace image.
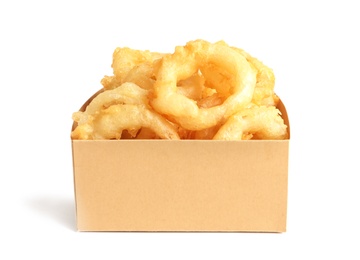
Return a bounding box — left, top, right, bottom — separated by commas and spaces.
72, 82, 149, 125
231, 46, 278, 106
150, 39, 256, 131
71, 82, 180, 140
213, 105, 288, 140
101, 47, 164, 90
72, 104, 180, 140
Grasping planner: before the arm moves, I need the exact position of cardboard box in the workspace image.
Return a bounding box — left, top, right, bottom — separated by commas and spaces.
71, 91, 290, 232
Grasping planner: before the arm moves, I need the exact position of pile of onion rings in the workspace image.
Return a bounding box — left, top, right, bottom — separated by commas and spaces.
71, 39, 288, 140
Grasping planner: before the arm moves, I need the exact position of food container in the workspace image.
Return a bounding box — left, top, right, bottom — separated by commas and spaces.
71, 90, 290, 232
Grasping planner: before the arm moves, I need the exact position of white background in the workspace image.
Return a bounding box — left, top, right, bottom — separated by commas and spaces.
1, 0, 359, 259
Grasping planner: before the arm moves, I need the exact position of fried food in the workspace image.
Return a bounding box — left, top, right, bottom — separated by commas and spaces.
101, 47, 164, 90
151, 40, 256, 126
72, 39, 288, 140
71, 82, 180, 140
72, 104, 179, 140
231, 46, 278, 106
213, 105, 288, 140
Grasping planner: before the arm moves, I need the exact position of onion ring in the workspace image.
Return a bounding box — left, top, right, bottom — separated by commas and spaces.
71, 82, 180, 140
230, 45, 278, 106
72, 82, 149, 126
112, 48, 163, 82
151, 39, 256, 130
72, 104, 180, 140
213, 105, 288, 140
101, 48, 164, 90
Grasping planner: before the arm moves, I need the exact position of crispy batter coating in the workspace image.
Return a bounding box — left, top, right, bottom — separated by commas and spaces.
72, 39, 288, 140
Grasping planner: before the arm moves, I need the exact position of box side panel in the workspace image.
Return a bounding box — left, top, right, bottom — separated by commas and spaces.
72, 140, 288, 232
71, 140, 79, 229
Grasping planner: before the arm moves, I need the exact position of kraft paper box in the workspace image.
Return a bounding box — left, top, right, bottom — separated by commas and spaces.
71, 91, 290, 232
